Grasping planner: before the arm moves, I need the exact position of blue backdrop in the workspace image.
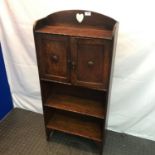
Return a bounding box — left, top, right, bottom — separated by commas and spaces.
0, 44, 13, 120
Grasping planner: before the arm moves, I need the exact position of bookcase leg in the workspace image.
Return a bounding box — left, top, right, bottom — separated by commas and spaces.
94, 141, 103, 155
45, 128, 51, 141
101, 143, 104, 155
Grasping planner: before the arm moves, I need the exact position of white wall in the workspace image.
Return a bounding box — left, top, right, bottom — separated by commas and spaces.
1, 0, 155, 141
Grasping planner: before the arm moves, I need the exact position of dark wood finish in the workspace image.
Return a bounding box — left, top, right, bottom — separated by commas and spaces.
45, 93, 105, 119
47, 112, 102, 142
33, 10, 118, 154
35, 25, 113, 39
49, 82, 106, 101
46, 10, 116, 29
72, 38, 111, 90
36, 34, 70, 83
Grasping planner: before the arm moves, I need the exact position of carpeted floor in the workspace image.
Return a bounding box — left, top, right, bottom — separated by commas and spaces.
0, 108, 155, 155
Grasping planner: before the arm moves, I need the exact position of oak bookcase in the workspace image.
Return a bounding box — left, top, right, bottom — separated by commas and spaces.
33, 10, 118, 154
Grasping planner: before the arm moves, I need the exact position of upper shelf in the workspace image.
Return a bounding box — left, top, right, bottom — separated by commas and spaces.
34, 10, 118, 40
35, 25, 113, 39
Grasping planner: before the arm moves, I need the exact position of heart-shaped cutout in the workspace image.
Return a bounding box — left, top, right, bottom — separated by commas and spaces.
76, 13, 84, 23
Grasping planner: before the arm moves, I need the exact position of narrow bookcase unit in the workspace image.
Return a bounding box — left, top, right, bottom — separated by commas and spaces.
33, 10, 118, 154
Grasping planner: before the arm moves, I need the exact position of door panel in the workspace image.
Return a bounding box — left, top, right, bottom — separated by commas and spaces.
73, 38, 111, 90
37, 35, 70, 83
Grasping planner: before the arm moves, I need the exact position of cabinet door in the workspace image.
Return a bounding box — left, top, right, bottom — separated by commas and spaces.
37, 35, 70, 83
71, 38, 111, 90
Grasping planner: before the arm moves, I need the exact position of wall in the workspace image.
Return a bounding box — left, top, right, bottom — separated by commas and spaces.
0, 44, 13, 120
0, 0, 155, 141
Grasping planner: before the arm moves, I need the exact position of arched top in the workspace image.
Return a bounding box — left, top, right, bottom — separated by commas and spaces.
47, 10, 116, 29
34, 10, 118, 40
35, 10, 117, 29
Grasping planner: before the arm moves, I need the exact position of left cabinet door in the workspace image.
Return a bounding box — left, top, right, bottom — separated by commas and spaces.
36, 34, 70, 83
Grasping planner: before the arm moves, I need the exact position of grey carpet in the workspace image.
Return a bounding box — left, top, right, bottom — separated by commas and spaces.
0, 108, 155, 155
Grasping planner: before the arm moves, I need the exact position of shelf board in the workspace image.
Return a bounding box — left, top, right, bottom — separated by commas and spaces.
45, 94, 105, 119
47, 112, 102, 142
40, 78, 71, 85
40, 78, 107, 91
36, 25, 113, 40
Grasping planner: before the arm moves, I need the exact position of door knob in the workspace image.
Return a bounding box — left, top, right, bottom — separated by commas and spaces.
87, 60, 94, 66
51, 55, 58, 62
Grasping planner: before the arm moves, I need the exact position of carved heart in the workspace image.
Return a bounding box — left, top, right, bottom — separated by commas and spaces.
76, 13, 84, 23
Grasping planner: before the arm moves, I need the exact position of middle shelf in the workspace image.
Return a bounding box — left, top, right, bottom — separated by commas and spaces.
44, 93, 105, 119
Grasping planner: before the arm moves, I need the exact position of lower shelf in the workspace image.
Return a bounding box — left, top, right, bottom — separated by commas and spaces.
46, 112, 102, 142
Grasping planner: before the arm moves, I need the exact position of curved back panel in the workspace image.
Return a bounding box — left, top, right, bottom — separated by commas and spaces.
34, 10, 117, 30
47, 10, 116, 29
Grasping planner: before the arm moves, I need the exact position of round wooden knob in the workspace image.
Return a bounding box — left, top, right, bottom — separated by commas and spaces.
51, 55, 58, 62
88, 60, 94, 66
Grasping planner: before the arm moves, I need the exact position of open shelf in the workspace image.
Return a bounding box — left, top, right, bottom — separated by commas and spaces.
36, 25, 113, 40
45, 93, 105, 119
46, 112, 102, 142
41, 78, 107, 91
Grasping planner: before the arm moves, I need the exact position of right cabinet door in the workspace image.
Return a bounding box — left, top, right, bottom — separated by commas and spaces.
73, 38, 111, 90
